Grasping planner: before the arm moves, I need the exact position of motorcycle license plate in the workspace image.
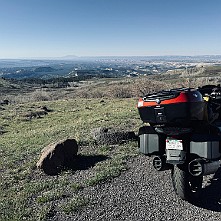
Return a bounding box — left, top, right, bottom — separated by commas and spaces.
166, 138, 183, 150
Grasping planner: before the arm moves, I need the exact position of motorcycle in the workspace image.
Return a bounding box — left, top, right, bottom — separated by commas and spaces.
137, 85, 221, 201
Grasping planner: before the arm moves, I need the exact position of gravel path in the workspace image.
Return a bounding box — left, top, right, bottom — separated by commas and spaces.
57, 155, 221, 221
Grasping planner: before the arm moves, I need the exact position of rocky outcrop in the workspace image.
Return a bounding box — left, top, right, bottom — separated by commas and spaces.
91, 127, 136, 145
36, 139, 78, 175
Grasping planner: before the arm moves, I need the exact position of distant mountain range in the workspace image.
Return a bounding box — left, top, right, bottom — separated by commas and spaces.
1, 54, 221, 67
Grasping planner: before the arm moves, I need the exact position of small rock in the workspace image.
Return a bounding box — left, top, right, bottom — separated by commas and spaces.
0, 100, 9, 105
0, 126, 6, 135
36, 139, 78, 175
40, 106, 52, 112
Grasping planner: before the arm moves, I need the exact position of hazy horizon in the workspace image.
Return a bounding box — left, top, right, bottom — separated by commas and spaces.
2, 54, 221, 61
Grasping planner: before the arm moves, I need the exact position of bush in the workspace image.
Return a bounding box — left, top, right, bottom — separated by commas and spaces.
30, 90, 52, 101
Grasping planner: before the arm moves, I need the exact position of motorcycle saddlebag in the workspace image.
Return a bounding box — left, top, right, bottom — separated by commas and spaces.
139, 126, 166, 155
137, 88, 206, 127
190, 134, 221, 160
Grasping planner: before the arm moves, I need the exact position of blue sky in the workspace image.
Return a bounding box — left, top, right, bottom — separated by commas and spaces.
0, 0, 221, 58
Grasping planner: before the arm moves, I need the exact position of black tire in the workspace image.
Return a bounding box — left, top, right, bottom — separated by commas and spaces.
171, 164, 203, 201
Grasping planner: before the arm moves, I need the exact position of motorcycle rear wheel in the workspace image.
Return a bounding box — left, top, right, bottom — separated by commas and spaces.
171, 164, 203, 201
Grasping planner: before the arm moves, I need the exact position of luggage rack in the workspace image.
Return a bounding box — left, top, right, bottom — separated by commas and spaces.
142, 88, 194, 102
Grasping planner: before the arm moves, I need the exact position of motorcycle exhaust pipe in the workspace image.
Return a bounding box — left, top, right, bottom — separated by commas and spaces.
153, 156, 172, 171
188, 159, 221, 176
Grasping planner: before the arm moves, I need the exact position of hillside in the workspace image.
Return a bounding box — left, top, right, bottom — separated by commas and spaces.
1, 70, 221, 219
1, 74, 220, 105
0, 78, 20, 89
161, 65, 221, 80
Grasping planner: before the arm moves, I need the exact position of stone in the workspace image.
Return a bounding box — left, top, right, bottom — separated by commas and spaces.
0, 100, 9, 105
91, 127, 136, 145
36, 139, 78, 175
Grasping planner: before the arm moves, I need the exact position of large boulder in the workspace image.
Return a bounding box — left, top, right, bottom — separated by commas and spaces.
36, 139, 78, 175
91, 127, 136, 145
